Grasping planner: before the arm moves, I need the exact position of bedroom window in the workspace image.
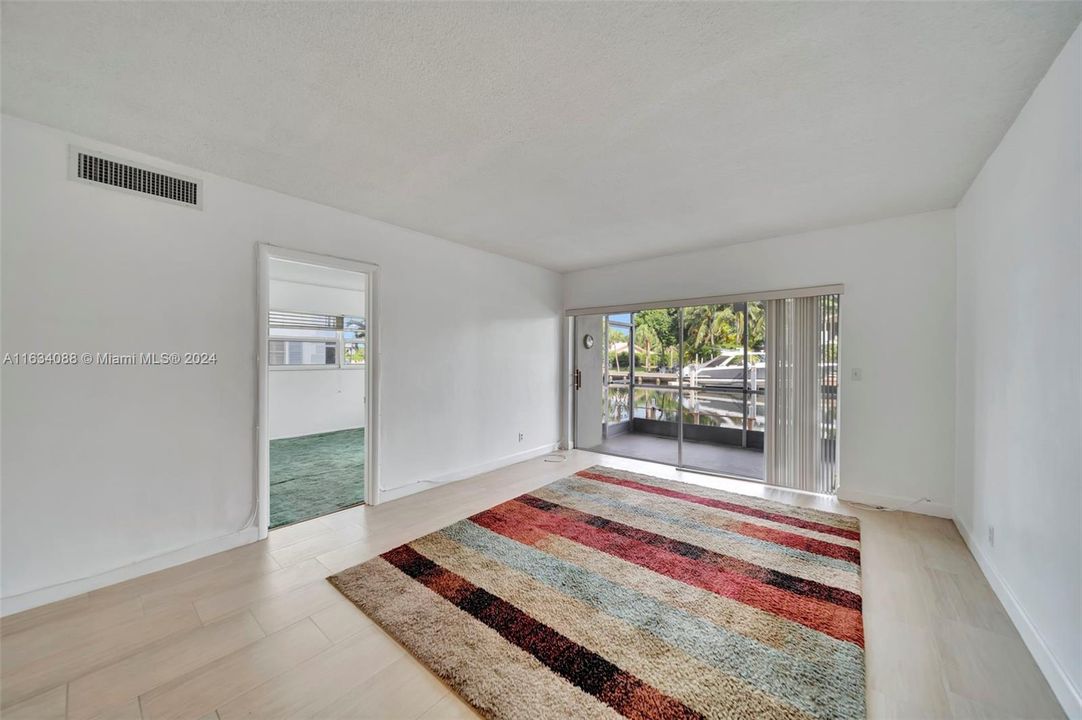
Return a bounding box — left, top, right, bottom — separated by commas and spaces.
268, 312, 365, 368
341, 316, 366, 366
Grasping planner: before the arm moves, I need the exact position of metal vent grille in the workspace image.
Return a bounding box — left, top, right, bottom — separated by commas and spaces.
70, 148, 202, 209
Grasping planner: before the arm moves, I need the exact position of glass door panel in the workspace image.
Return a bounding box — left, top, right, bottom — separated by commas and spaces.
605, 315, 631, 435
747, 392, 766, 435
678, 303, 765, 480
679, 391, 762, 478
606, 385, 630, 425
629, 310, 680, 466
746, 299, 767, 446
681, 303, 746, 383
681, 388, 746, 431
634, 386, 682, 424
582, 302, 769, 482
626, 385, 679, 465
592, 311, 681, 466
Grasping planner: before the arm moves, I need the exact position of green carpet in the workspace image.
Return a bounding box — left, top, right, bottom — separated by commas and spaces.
270, 428, 365, 529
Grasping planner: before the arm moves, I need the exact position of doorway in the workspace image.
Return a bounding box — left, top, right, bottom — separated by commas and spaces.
573, 307, 756, 478
257, 246, 379, 535
571, 292, 839, 490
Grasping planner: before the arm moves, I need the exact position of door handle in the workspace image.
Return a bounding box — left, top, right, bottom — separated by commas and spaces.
574, 369, 582, 390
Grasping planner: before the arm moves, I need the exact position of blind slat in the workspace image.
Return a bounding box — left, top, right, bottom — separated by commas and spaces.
268, 311, 343, 331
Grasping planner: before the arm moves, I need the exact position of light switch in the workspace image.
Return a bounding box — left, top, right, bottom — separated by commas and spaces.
850, 368, 863, 381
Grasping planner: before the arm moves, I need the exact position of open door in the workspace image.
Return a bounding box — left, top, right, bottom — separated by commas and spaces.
572, 315, 605, 449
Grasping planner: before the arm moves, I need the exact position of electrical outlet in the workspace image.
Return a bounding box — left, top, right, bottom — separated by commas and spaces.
518, 432, 524, 442
988, 525, 995, 547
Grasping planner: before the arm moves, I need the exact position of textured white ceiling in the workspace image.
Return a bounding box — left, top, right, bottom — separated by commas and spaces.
3, 2, 1080, 271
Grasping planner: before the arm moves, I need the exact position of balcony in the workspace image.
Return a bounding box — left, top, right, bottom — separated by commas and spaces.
596, 364, 765, 480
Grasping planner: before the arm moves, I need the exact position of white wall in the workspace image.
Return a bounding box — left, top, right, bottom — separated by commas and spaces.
0, 115, 563, 610
954, 24, 1081, 717
268, 275, 366, 440
565, 209, 957, 515
269, 368, 365, 440
269, 278, 363, 318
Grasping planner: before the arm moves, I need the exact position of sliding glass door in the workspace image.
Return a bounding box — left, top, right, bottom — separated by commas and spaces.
587, 305, 762, 479
576, 291, 839, 491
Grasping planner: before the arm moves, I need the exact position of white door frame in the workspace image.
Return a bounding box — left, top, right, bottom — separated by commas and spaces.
559, 316, 574, 450
256, 244, 381, 539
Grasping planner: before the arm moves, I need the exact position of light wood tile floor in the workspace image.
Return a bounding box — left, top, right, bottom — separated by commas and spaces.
0, 451, 1065, 719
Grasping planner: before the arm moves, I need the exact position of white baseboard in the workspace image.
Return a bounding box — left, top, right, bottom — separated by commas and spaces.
1, 526, 261, 617
954, 517, 1079, 719
377, 443, 559, 504
835, 488, 953, 518
1, 444, 561, 615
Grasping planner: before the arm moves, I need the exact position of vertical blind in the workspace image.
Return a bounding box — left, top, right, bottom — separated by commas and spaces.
765, 294, 840, 493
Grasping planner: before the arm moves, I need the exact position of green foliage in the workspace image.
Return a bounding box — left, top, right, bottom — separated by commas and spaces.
633, 308, 679, 370
680, 302, 765, 363
633, 323, 660, 370
607, 326, 629, 371
746, 302, 765, 350
634, 309, 678, 348
608, 302, 767, 371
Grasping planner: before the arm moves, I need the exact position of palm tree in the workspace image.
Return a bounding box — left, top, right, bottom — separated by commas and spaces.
746, 302, 766, 350
683, 304, 743, 361
680, 306, 713, 363
608, 327, 627, 371
634, 324, 660, 371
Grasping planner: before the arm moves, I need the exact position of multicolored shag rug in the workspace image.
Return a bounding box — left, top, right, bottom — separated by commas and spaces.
329, 466, 864, 720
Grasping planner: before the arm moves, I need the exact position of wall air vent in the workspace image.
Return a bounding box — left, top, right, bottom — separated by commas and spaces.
69, 147, 202, 209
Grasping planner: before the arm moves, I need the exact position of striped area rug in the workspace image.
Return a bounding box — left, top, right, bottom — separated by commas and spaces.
329, 466, 864, 720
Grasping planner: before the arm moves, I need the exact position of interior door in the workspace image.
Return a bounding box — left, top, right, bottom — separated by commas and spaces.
573, 315, 605, 449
